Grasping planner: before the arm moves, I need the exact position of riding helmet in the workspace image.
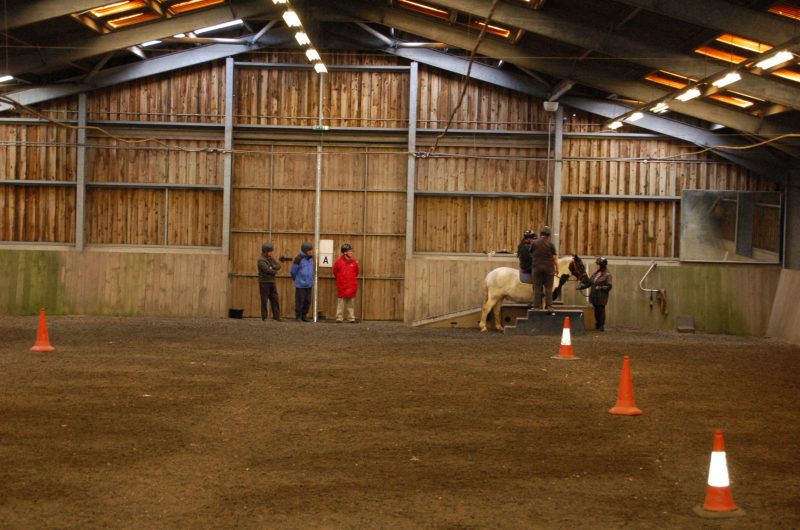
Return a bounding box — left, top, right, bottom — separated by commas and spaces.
341, 243, 353, 253
539, 226, 552, 236
596, 256, 608, 268
262, 242, 273, 253
523, 229, 534, 239
300, 242, 313, 252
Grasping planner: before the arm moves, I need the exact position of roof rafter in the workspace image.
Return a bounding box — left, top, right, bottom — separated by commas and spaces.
434, 0, 800, 112
334, 1, 799, 148
3, 0, 279, 78
2, 1, 107, 30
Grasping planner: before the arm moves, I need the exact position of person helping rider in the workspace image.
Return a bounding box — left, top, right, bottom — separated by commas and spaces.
517, 229, 535, 283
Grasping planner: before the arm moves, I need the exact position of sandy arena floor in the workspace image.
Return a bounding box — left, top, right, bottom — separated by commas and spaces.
1, 315, 799, 529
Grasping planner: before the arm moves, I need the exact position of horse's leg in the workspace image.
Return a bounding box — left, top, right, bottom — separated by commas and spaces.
479, 297, 494, 333
552, 274, 569, 301
492, 300, 503, 331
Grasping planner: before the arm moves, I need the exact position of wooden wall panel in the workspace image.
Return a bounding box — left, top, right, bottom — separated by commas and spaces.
234, 66, 320, 127
86, 188, 165, 245
321, 192, 364, 233
322, 147, 366, 189
272, 146, 317, 189
231, 233, 265, 275
87, 137, 224, 185
232, 189, 269, 231
362, 236, 405, 277
0, 186, 76, 243
367, 148, 406, 190
88, 63, 225, 123
166, 190, 223, 246
324, 70, 409, 128
366, 192, 406, 234
472, 198, 547, 254
767, 269, 800, 345
0, 249, 228, 316
233, 146, 272, 187
270, 190, 314, 232
414, 196, 470, 252
363, 280, 403, 320
0, 124, 77, 181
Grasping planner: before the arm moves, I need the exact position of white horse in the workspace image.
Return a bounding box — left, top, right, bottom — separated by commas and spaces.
479, 255, 588, 332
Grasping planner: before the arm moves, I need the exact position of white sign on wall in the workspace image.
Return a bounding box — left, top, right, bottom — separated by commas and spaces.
319, 239, 334, 268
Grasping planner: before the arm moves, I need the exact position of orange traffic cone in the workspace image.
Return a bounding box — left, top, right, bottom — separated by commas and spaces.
608, 355, 641, 415
30, 308, 55, 352
694, 429, 746, 518
552, 316, 578, 360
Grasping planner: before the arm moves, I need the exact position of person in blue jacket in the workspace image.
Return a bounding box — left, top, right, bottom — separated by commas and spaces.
290, 242, 315, 322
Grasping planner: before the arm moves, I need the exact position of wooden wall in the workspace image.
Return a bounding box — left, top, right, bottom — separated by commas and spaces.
767, 269, 800, 345
406, 255, 781, 336
0, 248, 227, 316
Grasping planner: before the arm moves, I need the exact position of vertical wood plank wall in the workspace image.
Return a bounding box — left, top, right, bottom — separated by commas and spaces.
0, 53, 785, 327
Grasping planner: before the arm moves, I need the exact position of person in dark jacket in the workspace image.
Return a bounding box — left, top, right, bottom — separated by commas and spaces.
332, 243, 360, 323
257, 242, 281, 321
290, 242, 315, 322
530, 226, 558, 311
517, 229, 535, 277
589, 256, 613, 331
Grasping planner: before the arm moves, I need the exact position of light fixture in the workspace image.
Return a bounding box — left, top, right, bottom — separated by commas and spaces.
141, 40, 161, 47
194, 19, 242, 34
755, 50, 794, 70
0, 75, 13, 83
676, 87, 702, 101
272, 0, 288, 3
626, 112, 644, 122
712, 72, 741, 88
607, 120, 623, 130
314, 63, 328, 74
305, 49, 321, 61
173, 33, 186, 38
294, 31, 311, 45
282, 10, 302, 27
650, 102, 669, 113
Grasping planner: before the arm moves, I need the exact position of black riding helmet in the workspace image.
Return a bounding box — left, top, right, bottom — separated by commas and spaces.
341, 243, 353, 253
300, 242, 313, 252
540, 226, 552, 236
523, 229, 534, 240
596, 256, 608, 268
262, 242, 273, 253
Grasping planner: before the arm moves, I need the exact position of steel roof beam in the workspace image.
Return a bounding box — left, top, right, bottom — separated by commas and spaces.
3, 1, 107, 29
334, 1, 798, 145
434, 0, 800, 112
3, 0, 278, 78
614, 0, 800, 44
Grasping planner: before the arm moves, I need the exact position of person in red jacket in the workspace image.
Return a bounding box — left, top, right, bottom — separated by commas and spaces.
333, 243, 360, 323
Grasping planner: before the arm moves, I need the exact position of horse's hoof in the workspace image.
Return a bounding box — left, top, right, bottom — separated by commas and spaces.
480, 327, 488, 333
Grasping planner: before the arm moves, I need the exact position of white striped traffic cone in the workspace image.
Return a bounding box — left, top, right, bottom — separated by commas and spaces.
693, 429, 745, 518
552, 316, 578, 360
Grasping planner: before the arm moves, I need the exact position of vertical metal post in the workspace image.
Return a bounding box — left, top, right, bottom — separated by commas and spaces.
362, 148, 369, 320
405, 62, 418, 259
313, 72, 324, 322
670, 201, 676, 258
222, 57, 234, 254
468, 195, 474, 253
552, 105, 564, 251
75, 93, 87, 250
164, 188, 170, 245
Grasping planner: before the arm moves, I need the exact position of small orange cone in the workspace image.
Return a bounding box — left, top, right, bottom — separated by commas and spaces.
694, 429, 746, 518
608, 355, 641, 415
30, 308, 55, 352
552, 316, 579, 360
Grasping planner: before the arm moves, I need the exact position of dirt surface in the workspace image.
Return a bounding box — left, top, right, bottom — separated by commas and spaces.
1, 315, 799, 529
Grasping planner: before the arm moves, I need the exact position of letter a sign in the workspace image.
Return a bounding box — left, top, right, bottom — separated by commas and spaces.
319, 239, 333, 268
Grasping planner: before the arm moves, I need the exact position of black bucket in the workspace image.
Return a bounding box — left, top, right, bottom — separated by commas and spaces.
228, 308, 244, 319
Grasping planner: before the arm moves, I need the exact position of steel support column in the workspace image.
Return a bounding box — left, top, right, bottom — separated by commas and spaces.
222, 58, 234, 254
552, 105, 564, 251
75, 93, 87, 250
406, 62, 418, 259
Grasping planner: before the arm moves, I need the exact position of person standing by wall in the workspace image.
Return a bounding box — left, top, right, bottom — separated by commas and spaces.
332, 243, 360, 323
589, 256, 613, 331
257, 242, 282, 321
290, 242, 315, 322
530, 225, 558, 311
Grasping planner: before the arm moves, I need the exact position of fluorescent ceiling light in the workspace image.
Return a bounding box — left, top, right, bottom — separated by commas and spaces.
314, 63, 328, 74
282, 10, 302, 27
173, 33, 186, 38
712, 72, 741, 88
294, 31, 311, 45
607, 120, 623, 130
676, 88, 701, 101
272, 0, 288, 3
141, 40, 161, 47
194, 19, 242, 34
0, 75, 13, 83
755, 50, 794, 70
305, 49, 321, 61
626, 112, 644, 122
650, 102, 669, 113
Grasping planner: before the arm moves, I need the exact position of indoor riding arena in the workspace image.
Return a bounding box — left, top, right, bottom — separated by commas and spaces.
1, 1, 799, 529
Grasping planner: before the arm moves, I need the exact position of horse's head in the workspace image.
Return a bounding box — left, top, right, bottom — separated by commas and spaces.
568, 255, 587, 280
